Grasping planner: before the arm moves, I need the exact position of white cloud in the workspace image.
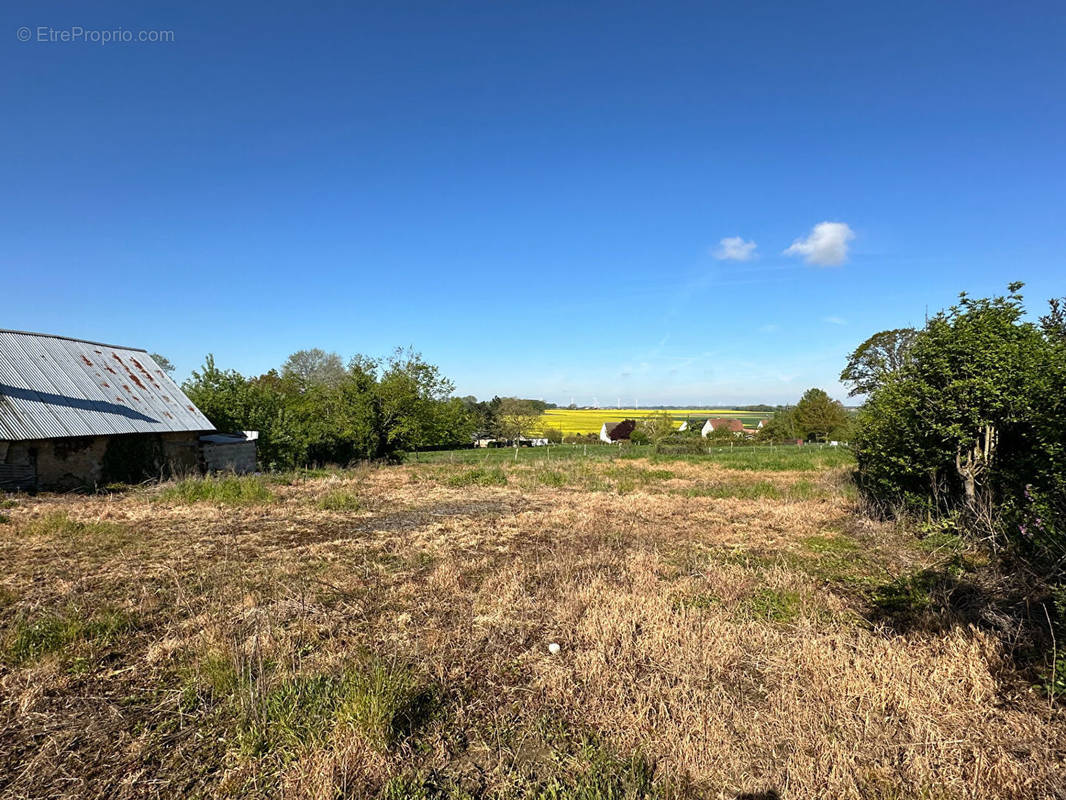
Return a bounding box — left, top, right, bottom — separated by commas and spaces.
758, 323, 779, 333
822, 316, 847, 325
713, 236, 757, 261
784, 222, 855, 266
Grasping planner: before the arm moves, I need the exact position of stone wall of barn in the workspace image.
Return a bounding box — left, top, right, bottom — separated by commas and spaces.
0, 432, 205, 491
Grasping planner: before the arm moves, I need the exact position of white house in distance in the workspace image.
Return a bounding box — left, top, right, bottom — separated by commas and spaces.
701, 418, 746, 438
599, 420, 636, 443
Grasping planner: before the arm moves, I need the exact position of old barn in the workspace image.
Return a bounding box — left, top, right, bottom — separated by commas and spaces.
0, 329, 251, 491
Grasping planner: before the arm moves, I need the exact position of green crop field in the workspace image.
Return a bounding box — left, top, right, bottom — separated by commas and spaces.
538, 407, 771, 435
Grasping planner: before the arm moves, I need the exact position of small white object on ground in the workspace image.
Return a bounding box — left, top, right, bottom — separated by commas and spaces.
548, 642, 561, 655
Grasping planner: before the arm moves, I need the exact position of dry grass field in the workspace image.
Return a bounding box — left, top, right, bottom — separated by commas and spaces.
1, 453, 1063, 799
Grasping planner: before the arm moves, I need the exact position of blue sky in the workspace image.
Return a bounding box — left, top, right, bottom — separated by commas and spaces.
2, 1, 1063, 405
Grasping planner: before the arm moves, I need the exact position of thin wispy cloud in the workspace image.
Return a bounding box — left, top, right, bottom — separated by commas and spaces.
759, 323, 780, 333
784, 222, 855, 266
822, 316, 847, 325
713, 236, 757, 261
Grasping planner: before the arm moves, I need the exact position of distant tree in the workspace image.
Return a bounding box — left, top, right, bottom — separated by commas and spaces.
854, 284, 1065, 531
542, 426, 564, 444
640, 411, 676, 445
794, 388, 850, 442
840, 328, 917, 397
496, 397, 542, 443
756, 408, 796, 441
281, 348, 347, 390
461, 395, 501, 436
150, 353, 175, 376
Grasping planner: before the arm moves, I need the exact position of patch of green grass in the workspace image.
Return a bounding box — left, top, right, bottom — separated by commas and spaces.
412, 442, 854, 473
603, 465, 674, 494
157, 475, 275, 506
4, 607, 136, 665
744, 587, 802, 622
238, 673, 349, 757
445, 467, 508, 488
865, 561, 981, 631
21, 511, 126, 542
334, 661, 438, 751
0, 513, 8, 524
226, 659, 436, 761
536, 469, 569, 488
317, 490, 363, 511
0, 499, 17, 509
517, 717, 660, 800
680, 480, 783, 500
524, 744, 657, 800
802, 533, 860, 554
269, 467, 347, 485
652, 445, 855, 472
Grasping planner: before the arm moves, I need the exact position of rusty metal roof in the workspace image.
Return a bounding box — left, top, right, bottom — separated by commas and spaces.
0, 329, 214, 441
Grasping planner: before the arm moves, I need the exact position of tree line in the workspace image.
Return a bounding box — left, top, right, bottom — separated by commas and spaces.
182, 349, 553, 469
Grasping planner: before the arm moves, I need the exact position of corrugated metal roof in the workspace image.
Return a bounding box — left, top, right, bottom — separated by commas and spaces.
0, 329, 214, 441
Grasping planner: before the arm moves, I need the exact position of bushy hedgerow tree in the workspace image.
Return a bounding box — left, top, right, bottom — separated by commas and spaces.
184, 348, 477, 469
853, 283, 1066, 573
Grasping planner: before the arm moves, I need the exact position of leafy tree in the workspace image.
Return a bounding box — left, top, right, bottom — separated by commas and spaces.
639, 411, 676, 445
853, 284, 1066, 573
185, 346, 476, 467
150, 353, 176, 376
281, 348, 347, 390
542, 426, 564, 444
794, 388, 849, 441
840, 328, 917, 397
462, 395, 501, 437
376, 348, 456, 454
757, 407, 800, 441
496, 398, 541, 443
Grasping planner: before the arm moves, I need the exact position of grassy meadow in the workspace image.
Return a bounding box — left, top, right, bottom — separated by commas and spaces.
1, 448, 1063, 798
538, 408, 770, 435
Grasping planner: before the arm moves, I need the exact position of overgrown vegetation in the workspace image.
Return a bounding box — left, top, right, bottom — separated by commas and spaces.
848, 283, 1066, 697
157, 475, 276, 505
184, 348, 477, 469
2, 451, 1061, 798
852, 284, 1065, 571
317, 489, 363, 511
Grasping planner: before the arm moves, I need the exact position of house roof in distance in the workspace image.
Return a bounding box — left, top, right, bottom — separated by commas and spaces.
0, 329, 214, 441
706, 418, 745, 432
601, 419, 637, 440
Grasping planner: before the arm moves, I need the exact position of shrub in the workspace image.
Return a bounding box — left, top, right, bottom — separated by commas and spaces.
542, 426, 564, 444
854, 285, 1066, 574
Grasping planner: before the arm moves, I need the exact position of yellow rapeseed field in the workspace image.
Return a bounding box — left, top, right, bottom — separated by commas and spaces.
539, 407, 769, 434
